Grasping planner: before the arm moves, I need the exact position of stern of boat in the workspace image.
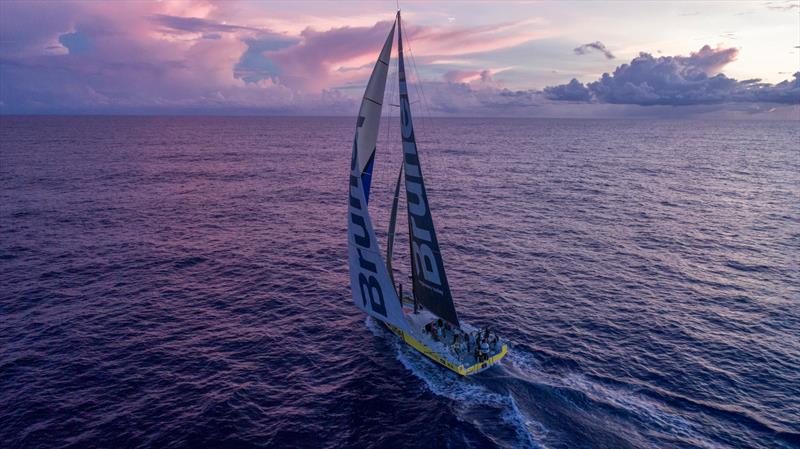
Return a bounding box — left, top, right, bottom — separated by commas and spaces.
385, 321, 508, 376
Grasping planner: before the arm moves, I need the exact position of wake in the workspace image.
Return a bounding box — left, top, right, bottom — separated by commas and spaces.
369, 315, 726, 449
366, 316, 546, 449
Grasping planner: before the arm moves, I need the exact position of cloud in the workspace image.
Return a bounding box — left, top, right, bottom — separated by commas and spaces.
0, 0, 551, 114
0, 1, 794, 118
682, 44, 738, 74
403, 19, 546, 57
58, 31, 93, 54
264, 19, 539, 91
234, 34, 301, 84
266, 21, 397, 91
442, 68, 507, 84
413, 81, 545, 115
574, 41, 615, 59
150, 14, 259, 34
545, 45, 800, 106
764, 1, 800, 11
542, 78, 592, 101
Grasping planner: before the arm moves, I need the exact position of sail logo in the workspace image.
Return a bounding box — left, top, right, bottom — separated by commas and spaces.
348, 149, 388, 318
401, 97, 443, 290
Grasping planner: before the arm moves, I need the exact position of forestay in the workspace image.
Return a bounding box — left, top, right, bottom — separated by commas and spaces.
396, 13, 460, 327
348, 20, 410, 332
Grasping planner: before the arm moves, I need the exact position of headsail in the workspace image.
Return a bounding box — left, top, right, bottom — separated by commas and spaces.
355, 19, 395, 204
386, 162, 404, 289
348, 19, 410, 332
396, 12, 460, 327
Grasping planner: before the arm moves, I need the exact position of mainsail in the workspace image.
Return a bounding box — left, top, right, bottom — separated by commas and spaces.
396, 13, 460, 327
348, 19, 410, 332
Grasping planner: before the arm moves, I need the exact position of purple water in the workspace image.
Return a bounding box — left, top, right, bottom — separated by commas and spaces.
1, 116, 798, 449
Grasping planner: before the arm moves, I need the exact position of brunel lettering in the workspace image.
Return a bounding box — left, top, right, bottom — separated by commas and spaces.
348, 159, 388, 318
358, 273, 387, 317
400, 95, 443, 288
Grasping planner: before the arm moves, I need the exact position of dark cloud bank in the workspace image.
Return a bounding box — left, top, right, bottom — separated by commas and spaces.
545, 45, 799, 106
574, 41, 615, 59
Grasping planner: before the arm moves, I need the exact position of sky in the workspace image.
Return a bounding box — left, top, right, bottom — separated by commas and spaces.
0, 0, 798, 118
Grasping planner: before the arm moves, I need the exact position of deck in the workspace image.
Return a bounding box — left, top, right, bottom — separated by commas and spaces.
387, 296, 507, 376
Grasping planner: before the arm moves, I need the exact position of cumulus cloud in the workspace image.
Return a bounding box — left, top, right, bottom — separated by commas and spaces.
267, 21, 398, 91
542, 78, 592, 101
0, 1, 795, 118
232, 33, 302, 84
545, 45, 800, 106
415, 81, 544, 115
574, 41, 615, 59
682, 44, 738, 74
0, 0, 547, 114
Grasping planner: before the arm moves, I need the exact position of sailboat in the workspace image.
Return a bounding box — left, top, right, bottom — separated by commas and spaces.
347, 11, 507, 376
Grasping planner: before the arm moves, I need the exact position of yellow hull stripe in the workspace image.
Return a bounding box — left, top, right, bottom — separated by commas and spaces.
386, 324, 508, 376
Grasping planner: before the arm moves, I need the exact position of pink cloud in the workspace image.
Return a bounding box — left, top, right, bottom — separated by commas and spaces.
403, 19, 547, 57
681, 44, 739, 75
444, 69, 488, 83
1, 0, 550, 112
267, 21, 397, 91
442, 68, 512, 85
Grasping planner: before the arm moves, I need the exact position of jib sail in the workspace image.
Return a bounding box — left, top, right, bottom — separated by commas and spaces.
347, 19, 410, 332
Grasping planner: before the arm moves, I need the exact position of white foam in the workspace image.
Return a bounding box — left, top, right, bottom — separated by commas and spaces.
506, 346, 724, 449
364, 316, 383, 336
559, 373, 723, 448
393, 337, 504, 405
392, 336, 546, 449
503, 394, 549, 449
364, 320, 549, 448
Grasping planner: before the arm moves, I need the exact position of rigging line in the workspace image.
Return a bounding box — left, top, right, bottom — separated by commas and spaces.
398, 16, 422, 131
390, 29, 399, 136
388, 46, 399, 181
401, 16, 433, 135
384, 50, 394, 167
397, 14, 425, 129
383, 29, 398, 214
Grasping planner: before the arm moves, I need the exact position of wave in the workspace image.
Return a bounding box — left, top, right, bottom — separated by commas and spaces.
501, 346, 733, 449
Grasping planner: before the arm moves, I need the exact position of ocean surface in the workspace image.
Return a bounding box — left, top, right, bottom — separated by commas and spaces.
1, 116, 798, 449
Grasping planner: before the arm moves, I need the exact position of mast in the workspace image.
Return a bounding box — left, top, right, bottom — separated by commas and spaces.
396, 11, 460, 327
386, 161, 404, 289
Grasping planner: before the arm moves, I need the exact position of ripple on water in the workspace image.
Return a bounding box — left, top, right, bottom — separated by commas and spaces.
1, 117, 798, 449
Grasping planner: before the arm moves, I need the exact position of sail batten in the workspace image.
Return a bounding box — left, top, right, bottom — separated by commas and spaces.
347, 19, 410, 332
396, 12, 460, 327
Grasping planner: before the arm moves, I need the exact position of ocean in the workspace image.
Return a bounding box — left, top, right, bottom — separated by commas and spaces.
1, 116, 798, 449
